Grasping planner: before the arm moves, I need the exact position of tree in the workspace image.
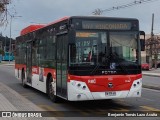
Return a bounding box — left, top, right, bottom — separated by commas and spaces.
0, 48, 4, 55
145, 35, 160, 68
0, 0, 11, 26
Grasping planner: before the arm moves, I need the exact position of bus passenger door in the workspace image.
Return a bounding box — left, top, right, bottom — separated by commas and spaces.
56, 35, 68, 99
26, 42, 32, 85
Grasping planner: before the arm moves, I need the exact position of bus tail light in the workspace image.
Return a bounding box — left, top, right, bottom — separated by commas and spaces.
68, 73, 71, 81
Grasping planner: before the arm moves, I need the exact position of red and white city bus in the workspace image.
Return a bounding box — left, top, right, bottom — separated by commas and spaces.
15, 16, 145, 102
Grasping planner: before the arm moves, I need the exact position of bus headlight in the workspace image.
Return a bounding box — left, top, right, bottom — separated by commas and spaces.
70, 80, 88, 91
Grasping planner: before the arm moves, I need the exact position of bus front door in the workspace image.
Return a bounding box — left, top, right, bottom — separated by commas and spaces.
26, 42, 32, 85
56, 35, 68, 99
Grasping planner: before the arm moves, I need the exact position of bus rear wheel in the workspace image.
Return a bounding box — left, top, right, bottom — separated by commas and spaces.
48, 76, 57, 103
21, 71, 27, 88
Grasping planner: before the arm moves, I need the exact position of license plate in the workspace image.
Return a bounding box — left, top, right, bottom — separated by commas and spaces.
105, 91, 116, 96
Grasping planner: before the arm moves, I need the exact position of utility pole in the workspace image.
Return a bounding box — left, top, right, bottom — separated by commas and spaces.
150, 13, 154, 69
9, 15, 12, 64
8, 15, 22, 64
4, 36, 6, 52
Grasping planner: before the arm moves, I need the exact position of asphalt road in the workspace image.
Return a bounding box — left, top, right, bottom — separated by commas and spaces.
0, 65, 160, 120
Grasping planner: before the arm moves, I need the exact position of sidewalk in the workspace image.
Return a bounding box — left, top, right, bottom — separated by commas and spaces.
0, 82, 56, 120
0, 61, 15, 66
142, 68, 160, 77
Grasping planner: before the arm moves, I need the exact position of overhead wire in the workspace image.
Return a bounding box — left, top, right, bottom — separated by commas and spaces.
92, 0, 159, 15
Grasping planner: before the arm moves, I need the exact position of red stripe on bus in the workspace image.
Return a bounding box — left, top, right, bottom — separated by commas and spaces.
15, 64, 56, 79
15, 64, 26, 71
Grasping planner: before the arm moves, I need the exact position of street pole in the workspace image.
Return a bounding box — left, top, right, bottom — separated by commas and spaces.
4, 36, 6, 52
8, 15, 22, 64
9, 15, 12, 64
150, 13, 154, 69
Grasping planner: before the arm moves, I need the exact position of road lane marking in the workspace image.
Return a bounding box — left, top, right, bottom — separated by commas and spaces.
79, 111, 90, 116
141, 97, 154, 102
38, 104, 57, 111
20, 93, 36, 98
116, 99, 132, 106
110, 108, 130, 112
118, 108, 130, 112
140, 106, 160, 112
93, 109, 107, 114
143, 88, 160, 92
20, 93, 36, 96
38, 104, 64, 117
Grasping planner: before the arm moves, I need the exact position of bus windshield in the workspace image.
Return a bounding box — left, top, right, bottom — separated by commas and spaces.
69, 31, 138, 66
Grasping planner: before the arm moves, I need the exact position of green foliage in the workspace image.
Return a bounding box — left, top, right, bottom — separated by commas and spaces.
0, 49, 4, 55
0, 0, 11, 26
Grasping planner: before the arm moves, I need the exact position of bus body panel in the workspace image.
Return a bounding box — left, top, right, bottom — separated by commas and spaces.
68, 74, 142, 92
15, 64, 26, 80
15, 16, 143, 101
67, 76, 142, 101
15, 64, 56, 93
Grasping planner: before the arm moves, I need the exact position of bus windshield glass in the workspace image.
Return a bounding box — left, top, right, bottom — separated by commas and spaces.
69, 31, 138, 66
109, 32, 138, 63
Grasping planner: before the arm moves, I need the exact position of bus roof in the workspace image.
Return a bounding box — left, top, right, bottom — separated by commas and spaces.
19, 16, 138, 36
46, 16, 69, 27
20, 16, 69, 36
20, 25, 45, 36
70, 16, 138, 21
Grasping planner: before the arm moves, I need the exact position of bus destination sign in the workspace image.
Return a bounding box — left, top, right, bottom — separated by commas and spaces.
82, 21, 132, 30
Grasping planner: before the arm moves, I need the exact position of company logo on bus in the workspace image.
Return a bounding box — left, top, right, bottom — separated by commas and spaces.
108, 82, 113, 88
102, 70, 117, 74
110, 63, 116, 69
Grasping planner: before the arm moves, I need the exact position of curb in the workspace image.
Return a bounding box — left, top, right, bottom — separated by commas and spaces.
142, 84, 160, 91
142, 73, 160, 77
0, 63, 15, 66
4, 64, 15, 66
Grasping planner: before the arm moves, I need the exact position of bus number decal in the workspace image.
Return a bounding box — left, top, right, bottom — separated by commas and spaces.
88, 79, 96, 84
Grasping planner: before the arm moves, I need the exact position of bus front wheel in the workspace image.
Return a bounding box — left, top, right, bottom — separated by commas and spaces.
48, 76, 57, 103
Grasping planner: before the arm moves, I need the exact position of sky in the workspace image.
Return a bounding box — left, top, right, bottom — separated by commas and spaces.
1, 0, 160, 38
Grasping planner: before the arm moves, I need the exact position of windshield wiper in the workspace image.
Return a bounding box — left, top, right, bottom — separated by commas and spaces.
90, 54, 110, 75
90, 63, 100, 75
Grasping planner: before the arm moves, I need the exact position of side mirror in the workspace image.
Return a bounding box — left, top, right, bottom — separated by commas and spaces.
140, 31, 145, 51
140, 39, 145, 51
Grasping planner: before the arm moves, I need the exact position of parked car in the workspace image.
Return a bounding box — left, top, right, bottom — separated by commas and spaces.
141, 63, 149, 70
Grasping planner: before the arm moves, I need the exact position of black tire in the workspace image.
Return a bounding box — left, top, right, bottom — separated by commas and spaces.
21, 71, 27, 88
47, 76, 57, 103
